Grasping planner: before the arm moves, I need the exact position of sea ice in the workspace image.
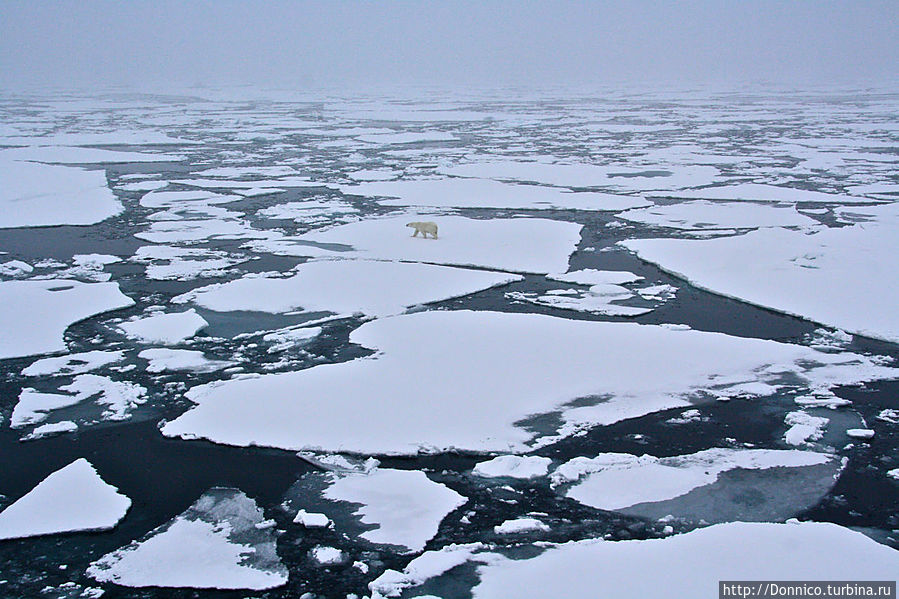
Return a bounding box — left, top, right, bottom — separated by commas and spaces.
618, 201, 819, 230
322, 468, 466, 552
0, 160, 121, 228
470, 521, 899, 598
162, 311, 895, 455
369, 543, 495, 598
338, 177, 649, 211
622, 218, 899, 342
58, 374, 147, 421
88, 488, 287, 590
10, 388, 86, 428
0, 146, 184, 164
646, 182, 873, 203
783, 411, 829, 446
178, 259, 522, 317
0, 459, 130, 540
472, 456, 552, 479
117, 309, 209, 344
357, 132, 456, 144
293, 509, 331, 528
292, 214, 583, 274
139, 349, 235, 373
552, 448, 833, 511
0, 280, 134, 359
493, 518, 550, 534
21, 350, 124, 376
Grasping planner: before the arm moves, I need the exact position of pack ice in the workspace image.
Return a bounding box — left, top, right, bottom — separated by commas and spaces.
162, 310, 895, 455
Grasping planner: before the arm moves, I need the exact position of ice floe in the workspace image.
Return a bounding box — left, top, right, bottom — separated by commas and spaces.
369, 543, 494, 598
472, 456, 552, 480
21, 350, 124, 376
0, 459, 130, 540
646, 182, 873, 203
494, 518, 550, 535
177, 259, 521, 317
162, 310, 895, 455
117, 309, 208, 344
11, 388, 86, 428
470, 521, 899, 598
622, 216, 899, 342
321, 468, 466, 552
0, 160, 121, 228
552, 448, 833, 512
88, 488, 287, 590
0, 146, 184, 164
338, 177, 649, 211
139, 349, 235, 373
783, 411, 829, 446
618, 201, 819, 230
131, 245, 248, 280
0, 280, 134, 359
290, 214, 583, 274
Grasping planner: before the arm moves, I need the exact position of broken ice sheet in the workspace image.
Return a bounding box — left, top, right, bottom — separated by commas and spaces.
646, 182, 874, 204
0, 280, 135, 359
21, 350, 125, 377
161, 310, 896, 455
177, 259, 522, 318
469, 522, 899, 599
117, 308, 208, 344
617, 200, 820, 230
551, 448, 839, 524
131, 245, 249, 280
0, 458, 131, 540
138, 348, 236, 373
88, 488, 287, 590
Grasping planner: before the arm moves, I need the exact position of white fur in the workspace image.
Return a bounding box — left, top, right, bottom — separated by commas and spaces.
406, 221, 438, 239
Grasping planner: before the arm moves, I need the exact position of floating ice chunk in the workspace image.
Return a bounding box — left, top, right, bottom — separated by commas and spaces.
846, 428, 875, 439
0, 280, 134, 359
262, 326, 322, 353
888, 469, 899, 481
618, 201, 819, 230
22, 350, 125, 377
784, 411, 829, 445
162, 311, 895, 455
310, 546, 346, 565
0, 459, 130, 540
258, 199, 358, 221
132, 245, 247, 281
322, 468, 466, 553
0, 160, 121, 228
60, 374, 147, 421
139, 190, 241, 209
293, 510, 331, 528
357, 132, 456, 144
369, 543, 494, 598
646, 183, 873, 204
10, 388, 85, 428
494, 518, 550, 535
193, 166, 299, 178
0, 146, 184, 164
1, 130, 197, 146
348, 168, 402, 181
169, 176, 323, 190
118, 309, 208, 344
117, 180, 168, 192
665, 409, 705, 424
507, 290, 651, 316
472, 456, 552, 480
179, 259, 522, 317
295, 214, 583, 274
471, 522, 899, 598
0, 260, 33, 276
139, 349, 235, 373
88, 488, 287, 590
622, 221, 899, 343
877, 409, 899, 424
547, 269, 643, 286
338, 178, 648, 211
134, 218, 270, 244
553, 448, 833, 511
22, 421, 78, 440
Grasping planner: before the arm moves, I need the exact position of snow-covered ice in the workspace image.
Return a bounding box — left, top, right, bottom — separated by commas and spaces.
322, 468, 466, 553
471, 521, 899, 598
618, 201, 819, 230
784, 411, 829, 446
0, 280, 134, 359
162, 310, 895, 455
0, 459, 130, 540
647, 182, 873, 203
87, 488, 287, 590
472, 456, 552, 479
178, 259, 522, 317
21, 350, 124, 376
139, 349, 235, 373
493, 517, 550, 535
117, 309, 209, 344
369, 543, 495, 598
291, 214, 583, 274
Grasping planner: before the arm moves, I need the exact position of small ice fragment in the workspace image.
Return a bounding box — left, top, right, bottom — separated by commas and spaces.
494, 518, 550, 535
846, 429, 875, 439
293, 510, 332, 528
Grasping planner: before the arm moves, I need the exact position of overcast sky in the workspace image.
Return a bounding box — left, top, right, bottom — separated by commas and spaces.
1, 0, 896, 91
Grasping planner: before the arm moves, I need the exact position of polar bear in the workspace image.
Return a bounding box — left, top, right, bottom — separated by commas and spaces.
406, 221, 438, 239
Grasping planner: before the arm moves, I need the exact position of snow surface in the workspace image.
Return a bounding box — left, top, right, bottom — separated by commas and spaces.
322, 468, 466, 552
291, 214, 583, 274
0, 459, 130, 540
0, 280, 134, 359
493, 518, 550, 534
471, 521, 899, 598
0, 160, 121, 228
338, 177, 649, 211
622, 216, 899, 342
618, 200, 819, 230
162, 310, 895, 455
10, 388, 86, 428
88, 488, 287, 590
117, 309, 209, 344
784, 411, 829, 445
552, 448, 833, 511
22, 350, 124, 377
369, 543, 494, 598
293, 510, 331, 528
0, 146, 184, 164
647, 182, 873, 203
139, 349, 235, 373
178, 259, 522, 317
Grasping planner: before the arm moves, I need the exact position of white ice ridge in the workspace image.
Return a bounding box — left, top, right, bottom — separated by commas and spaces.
0, 159, 122, 228
322, 468, 466, 553
88, 488, 287, 590
291, 214, 583, 274
337, 177, 649, 211
551, 448, 833, 511
621, 208, 899, 342
177, 259, 522, 317
0, 459, 131, 540
117, 309, 209, 344
161, 310, 896, 455
0, 280, 134, 359
471, 521, 899, 599
645, 182, 874, 203
617, 200, 819, 230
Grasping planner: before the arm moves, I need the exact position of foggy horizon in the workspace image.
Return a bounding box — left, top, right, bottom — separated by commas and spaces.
1, 0, 897, 93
